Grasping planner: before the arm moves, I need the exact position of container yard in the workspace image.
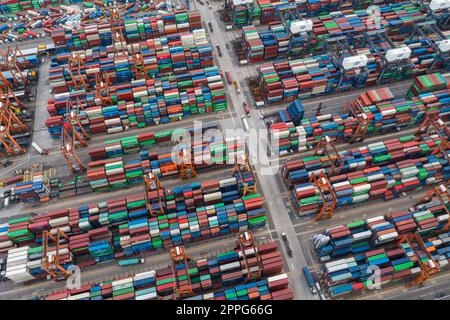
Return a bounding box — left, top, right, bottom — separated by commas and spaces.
0, 0, 449, 304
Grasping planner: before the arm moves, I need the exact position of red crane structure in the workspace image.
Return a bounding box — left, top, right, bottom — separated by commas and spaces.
0, 45, 30, 88
42, 228, 72, 281
144, 172, 165, 216
237, 231, 263, 282
170, 246, 194, 299
310, 171, 338, 221
415, 113, 450, 161
394, 232, 440, 287
95, 72, 113, 106
61, 100, 89, 173
67, 53, 88, 91
313, 136, 344, 176
110, 8, 149, 80
233, 153, 257, 196
416, 184, 450, 232
342, 98, 372, 143
173, 134, 197, 180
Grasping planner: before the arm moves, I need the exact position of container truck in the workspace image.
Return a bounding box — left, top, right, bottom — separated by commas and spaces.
31, 142, 48, 155
225, 70, 233, 85
303, 267, 317, 294
208, 21, 213, 32
216, 45, 222, 57
281, 232, 293, 257
118, 258, 145, 267
243, 102, 250, 116
241, 116, 249, 132
233, 81, 241, 94
3, 196, 10, 208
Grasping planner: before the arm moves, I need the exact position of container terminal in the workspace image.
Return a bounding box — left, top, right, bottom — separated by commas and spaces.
0, 0, 448, 301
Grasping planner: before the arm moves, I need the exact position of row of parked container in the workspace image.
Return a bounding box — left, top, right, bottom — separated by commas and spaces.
258, 39, 447, 104
229, 0, 388, 28
41, 241, 292, 300
10, 175, 51, 204
1, 175, 266, 281
86, 133, 242, 190
87, 122, 220, 160
45, 66, 228, 137
50, 11, 202, 50
292, 153, 449, 216
0, 1, 129, 43
48, 28, 211, 94
312, 196, 449, 296
242, 2, 432, 63
269, 82, 450, 155
283, 133, 444, 187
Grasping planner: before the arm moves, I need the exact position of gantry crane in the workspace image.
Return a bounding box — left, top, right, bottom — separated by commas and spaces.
170, 246, 194, 299
394, 232, 440, 287
0, 45, 30, 89
275, 5, 312, 58
415, 114, 450, 161
237, 232, 262, 282
419, 0, 450, 30
66, 99, 89, 145
95, 72, 113, 106
364, 33, 414, 84
416, 113, 449, 136
42, 228, 72, 281
173, 136, 197, 180
226, 0, 254, 29
61, 100, 89, 173
343, 97, 372, 143
0, 45, 30, 70
129, 44, 150, 80
313, 136, 344, 176
233, 153, 257, 196
61, 125, 86, 173
0, 98, 27, 156
417, 184, 450, 232
144, 172, 165, 216
310, 171, 338, 220
1, 86, 28, 113
109, 8, 148, 80
67, 53, 88, 91
408, 20, 450, 72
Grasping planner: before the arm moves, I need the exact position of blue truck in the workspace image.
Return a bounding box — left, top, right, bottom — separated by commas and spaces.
303, 266, 317, 294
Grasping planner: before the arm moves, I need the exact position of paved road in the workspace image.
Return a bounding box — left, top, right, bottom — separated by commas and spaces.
192, 0, 316, 300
